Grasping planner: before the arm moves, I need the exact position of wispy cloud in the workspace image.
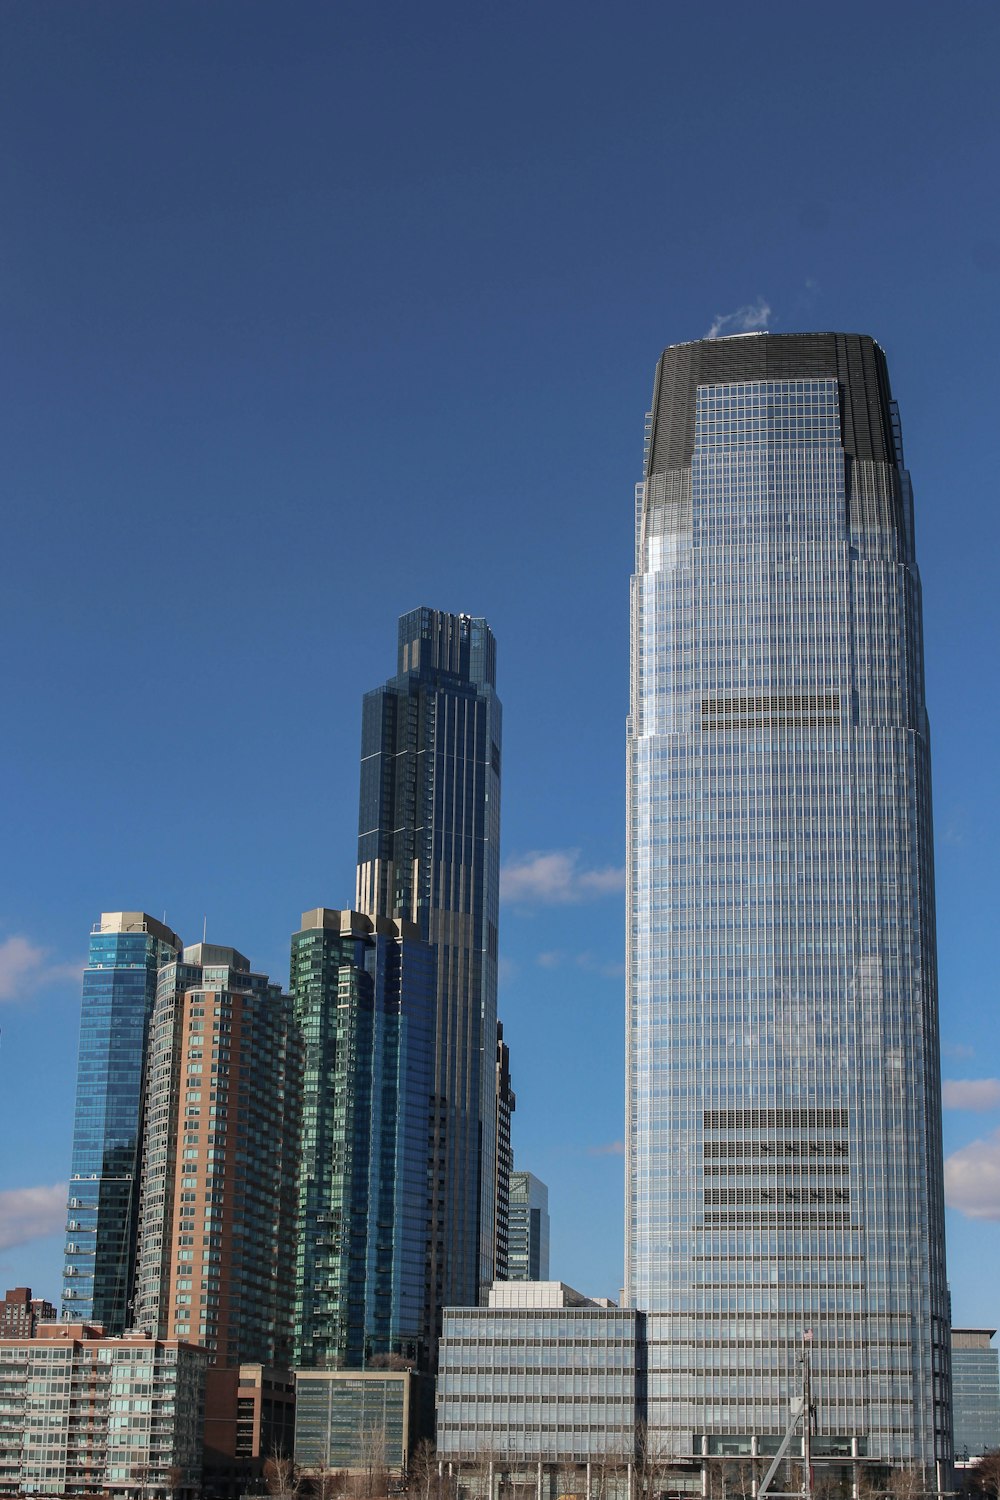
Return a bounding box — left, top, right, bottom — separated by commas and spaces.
0, 936, 84, 1003
0, 1183, 67, 1250
942, 1078, 1000, 1112
942, 1040, 975, 1060
945, 1130, 1000, 1220
501, 850, 624, 907
536, 948, 623, 979
706, 298, 772, 341
588, 1140, 625, 1158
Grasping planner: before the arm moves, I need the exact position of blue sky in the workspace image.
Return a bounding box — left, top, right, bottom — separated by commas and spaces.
1, 0, 999, 1326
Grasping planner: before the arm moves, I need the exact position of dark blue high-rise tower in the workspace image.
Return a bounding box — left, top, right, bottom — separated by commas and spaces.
357, 608, 502, 1348
62, 912, 182, 1331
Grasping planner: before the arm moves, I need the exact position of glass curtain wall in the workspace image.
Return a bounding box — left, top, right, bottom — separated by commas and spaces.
627, 334, 950, 1470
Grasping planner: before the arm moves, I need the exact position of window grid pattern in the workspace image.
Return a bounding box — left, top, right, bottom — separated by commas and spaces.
627, 375, 949, 1464
436, 1308, 642, 1463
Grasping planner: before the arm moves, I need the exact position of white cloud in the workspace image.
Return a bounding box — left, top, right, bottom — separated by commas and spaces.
588, 1140, 625, 1158
942, 1078, 1000, 1111
0, 1183, 67, 1250
706, 298, 772, 341
535, 948, 623, 979
945, 1130, 1000, 1221
577, 951, 625, 980
942, 1040, 975, 1060
0, 936, 84, 1003
501, 850, 624, 907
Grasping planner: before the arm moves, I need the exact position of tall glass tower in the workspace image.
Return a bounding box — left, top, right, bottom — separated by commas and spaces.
62, 912, 182, 1331
627, 335, 950, 1473
290, 907, 435, 1370
357, 607, 502, 1339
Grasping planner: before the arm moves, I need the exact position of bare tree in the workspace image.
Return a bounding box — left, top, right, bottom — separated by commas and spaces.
587, 1451, 616, 1500
409, 1441, 437, 1500
886, 1467, 931, 1500
166, 1465, 185, 1500
634, 1422, 671, 1500
355, 1422, 389, 1500
472, 1444, 502, 1500
266, 1446, 302, 1500
309, 1464, 346, 1500
705, 1458, 752, 1500
971, 1455, 1000, 1500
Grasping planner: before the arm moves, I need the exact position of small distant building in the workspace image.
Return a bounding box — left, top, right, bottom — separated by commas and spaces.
293, 1368, 427, 1476
0, 1287, 56, 1339
0, 1322, 207, 1498
436, 1282, 643, 1493
952, 1328, 1000, 1461
507, 1171, 549, 1282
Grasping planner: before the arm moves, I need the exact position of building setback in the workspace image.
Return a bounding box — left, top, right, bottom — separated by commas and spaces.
356, 608, 504, 1336
290, 907, 435, 1370
0, 1323, 206, 1498
627, 334, 950, 1474
62, 913, 182, 1332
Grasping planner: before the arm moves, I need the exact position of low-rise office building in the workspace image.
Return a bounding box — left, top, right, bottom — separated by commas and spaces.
0, 1322, 207, 1498
952, 1328, 1000, 1462
436, 1282, 644, 1498
293, 1368, 427, 1477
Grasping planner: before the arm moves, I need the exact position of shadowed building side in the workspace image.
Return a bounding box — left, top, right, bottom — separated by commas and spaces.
356, 608, 502, 1351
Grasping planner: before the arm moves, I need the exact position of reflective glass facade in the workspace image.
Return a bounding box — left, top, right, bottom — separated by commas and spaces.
62, 914, 182, 1332
437, 1283, 643, 1465
290, 909, 435, 1369
627, 334, 950, 1467
951, 1329, 1000, 1460
507, 1171, 550, 1282
293, 1369, 422, 1473
356, 608, 502, 1333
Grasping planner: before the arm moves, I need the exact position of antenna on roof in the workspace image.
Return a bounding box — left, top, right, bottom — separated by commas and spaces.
203, 915, 207, 944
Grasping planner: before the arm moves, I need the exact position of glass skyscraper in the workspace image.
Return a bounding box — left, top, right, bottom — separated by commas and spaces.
62, 912, 182, 1332
507, 1169, 550, 1282
627, 334, 950, 1472
290, 908, 435, 1370
357, 607, 502, 1338
951, 1329, 1000, 1460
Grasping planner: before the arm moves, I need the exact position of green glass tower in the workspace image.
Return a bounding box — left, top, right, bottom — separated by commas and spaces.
291, 908, 435, 1369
